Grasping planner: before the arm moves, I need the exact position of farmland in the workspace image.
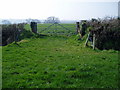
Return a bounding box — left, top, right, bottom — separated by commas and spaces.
2, 24, 119, 88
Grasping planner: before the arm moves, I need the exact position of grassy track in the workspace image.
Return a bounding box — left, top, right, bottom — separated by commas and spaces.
2, 24, 119, 88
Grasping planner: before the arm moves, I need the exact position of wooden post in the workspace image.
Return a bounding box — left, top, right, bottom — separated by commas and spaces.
93, 34, 95, 50
85, 32, 90, 47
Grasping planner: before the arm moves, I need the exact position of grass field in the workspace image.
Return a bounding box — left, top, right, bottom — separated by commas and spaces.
2, 24, 119, 88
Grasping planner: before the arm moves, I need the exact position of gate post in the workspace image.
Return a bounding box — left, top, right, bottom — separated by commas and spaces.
30, 22, 37, 34
76, 22, 80, 34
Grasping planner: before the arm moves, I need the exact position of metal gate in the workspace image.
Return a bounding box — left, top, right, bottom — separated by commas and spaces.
38, 22, 76, 36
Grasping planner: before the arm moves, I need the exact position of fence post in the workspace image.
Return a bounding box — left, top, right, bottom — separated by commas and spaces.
93, 34, 95, 50
85, 32, 90, 47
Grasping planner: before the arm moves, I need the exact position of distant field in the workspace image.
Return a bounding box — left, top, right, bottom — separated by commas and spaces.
2, 24, 119, 88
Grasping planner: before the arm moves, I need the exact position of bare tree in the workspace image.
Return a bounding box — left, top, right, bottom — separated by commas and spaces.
44, 16, 60, 23
2, 20, 11, 24
118, 1, 120, 18
26, 19, 41, 24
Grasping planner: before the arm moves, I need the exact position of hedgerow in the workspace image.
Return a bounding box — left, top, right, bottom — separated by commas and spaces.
88, 17, 120, 50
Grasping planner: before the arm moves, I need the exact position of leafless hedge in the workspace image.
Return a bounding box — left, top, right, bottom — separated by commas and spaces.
88, 17, 120, 50
1, 23, 25, 46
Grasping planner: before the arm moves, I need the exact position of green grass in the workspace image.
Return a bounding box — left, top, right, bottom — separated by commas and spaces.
2, 24, 119, 88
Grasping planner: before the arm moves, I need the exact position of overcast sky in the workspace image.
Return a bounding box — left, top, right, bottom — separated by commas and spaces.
0, 0, 119, 20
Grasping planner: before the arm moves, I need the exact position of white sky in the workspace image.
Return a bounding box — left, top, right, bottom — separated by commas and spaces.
0, 0, 119, 20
